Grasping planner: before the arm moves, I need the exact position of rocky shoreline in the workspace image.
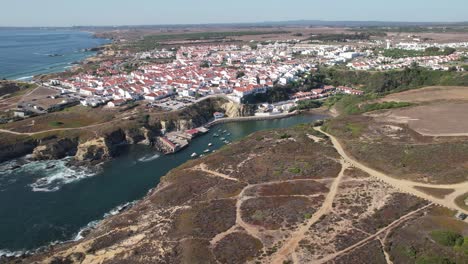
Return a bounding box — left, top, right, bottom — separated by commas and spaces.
0, 98, 255, 167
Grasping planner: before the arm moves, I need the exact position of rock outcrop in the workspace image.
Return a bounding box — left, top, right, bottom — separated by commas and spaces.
31, 138, 78, 160
74, 130, 126, 162
0, 140, 37, 163
221, 101, 256, 117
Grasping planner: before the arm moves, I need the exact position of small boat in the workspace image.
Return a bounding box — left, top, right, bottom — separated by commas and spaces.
213, 133, 219, 137
226, 133, 231, 136
218, 129, 222, 132
223, 130, 227, 133
200, 154, 205, 157
204, 149, 210, 153
208, 143, 213, 147
191, 152, 198, 158
220, 137, 225, 141
224, 140, 230, 144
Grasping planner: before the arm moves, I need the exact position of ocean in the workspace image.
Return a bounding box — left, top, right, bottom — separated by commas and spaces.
0, 29, 110, 80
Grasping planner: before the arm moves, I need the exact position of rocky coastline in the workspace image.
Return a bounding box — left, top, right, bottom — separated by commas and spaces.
0, 98, 256, 168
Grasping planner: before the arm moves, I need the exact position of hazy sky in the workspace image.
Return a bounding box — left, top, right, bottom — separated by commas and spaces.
2, 0, 467, 27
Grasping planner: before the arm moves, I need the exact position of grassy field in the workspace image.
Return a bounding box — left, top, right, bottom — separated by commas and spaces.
0, 105, 117, 133
455, 193, 468, 211
414, 186, 455, 199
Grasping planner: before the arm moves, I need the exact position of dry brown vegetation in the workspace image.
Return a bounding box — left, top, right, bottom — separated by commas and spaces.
11, 122, 464, 264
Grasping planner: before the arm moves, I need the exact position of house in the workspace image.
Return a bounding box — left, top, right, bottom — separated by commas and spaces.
157, 137, 179, 154
144, 93, 159, 101
79, 87, 95, 96
107, 99, 127, 108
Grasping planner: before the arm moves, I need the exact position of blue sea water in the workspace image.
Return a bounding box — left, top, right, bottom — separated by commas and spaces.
0, 29, 110, 80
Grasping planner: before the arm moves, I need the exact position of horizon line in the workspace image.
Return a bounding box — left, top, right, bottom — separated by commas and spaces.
1, 19, 468, 28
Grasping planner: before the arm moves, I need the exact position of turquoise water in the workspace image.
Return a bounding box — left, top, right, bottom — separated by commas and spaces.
0, 29, 110, 80
0, 114, 325, 254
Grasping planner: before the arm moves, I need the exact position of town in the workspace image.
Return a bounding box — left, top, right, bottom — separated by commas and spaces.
3, 31, 468, 154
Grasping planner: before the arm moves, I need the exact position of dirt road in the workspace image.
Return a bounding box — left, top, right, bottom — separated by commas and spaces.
315, 127, 468, 214
270, 159, 350, 264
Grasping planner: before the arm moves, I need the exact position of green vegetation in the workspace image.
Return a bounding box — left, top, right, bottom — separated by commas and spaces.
49, 121, 65, 127
352, 26, 468, 34
345, 122, 365, 137
454, 193, 468, 211
430, 230, 463, 247
382, 47, 456, 59
325, 95, 413, 116
288, 167, 301, 174
0, 81, 37, 97
429, 230, 468, 256
361, 101, 413, 112
242, 88, 291, 104
307, 33, 371, 42
143, 31, 289, 42
415, 255, 455, 264
278, 133, 292, 139
454, 237, 468, 255
289, 100, 323, 112
314, 66, 468, 94
303, 213, 312, 219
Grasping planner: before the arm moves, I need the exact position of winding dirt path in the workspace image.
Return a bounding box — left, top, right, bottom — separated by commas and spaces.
270, 159, 350, 264
315, 127, 468, 214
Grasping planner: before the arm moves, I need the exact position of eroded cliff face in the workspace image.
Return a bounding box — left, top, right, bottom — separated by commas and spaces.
221, 101, 256, 117
124, 127, 156, 145
74, 130, 126, 162
0, 140, 37, 163
31, 138, 78, 160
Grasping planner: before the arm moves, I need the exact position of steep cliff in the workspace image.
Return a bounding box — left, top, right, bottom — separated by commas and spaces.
74, 130, 126, 162
31, 138, 78, 160
0, 139, 37, 163
221, 101, 256, 117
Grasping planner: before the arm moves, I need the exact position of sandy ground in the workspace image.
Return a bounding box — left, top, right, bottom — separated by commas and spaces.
381, 86, 468, 103
378, 101, 468, 136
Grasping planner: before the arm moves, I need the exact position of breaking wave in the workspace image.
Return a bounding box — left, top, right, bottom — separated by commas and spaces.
73, 201, 137, 241
137, 153, 161, 162
28, 159, 98, 192
0, 157, 99, 192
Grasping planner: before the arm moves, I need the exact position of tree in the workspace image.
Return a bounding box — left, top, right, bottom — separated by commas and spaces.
236, 71, 245, 79
200, 61, 211, 68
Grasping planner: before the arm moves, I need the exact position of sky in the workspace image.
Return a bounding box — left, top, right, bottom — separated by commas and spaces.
1, 0, 467, 27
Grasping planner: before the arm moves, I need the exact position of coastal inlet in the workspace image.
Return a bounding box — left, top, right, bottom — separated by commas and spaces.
0, 114, 324, 253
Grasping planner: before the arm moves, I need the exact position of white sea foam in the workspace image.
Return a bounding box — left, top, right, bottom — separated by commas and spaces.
73, 220, 100, 241
0, 249, 25, 258
29, 159, 98, 192
138, 153, 161, 162
104, 201, 136, 218
73, 201, 136, 242
15, 76, 33, 81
